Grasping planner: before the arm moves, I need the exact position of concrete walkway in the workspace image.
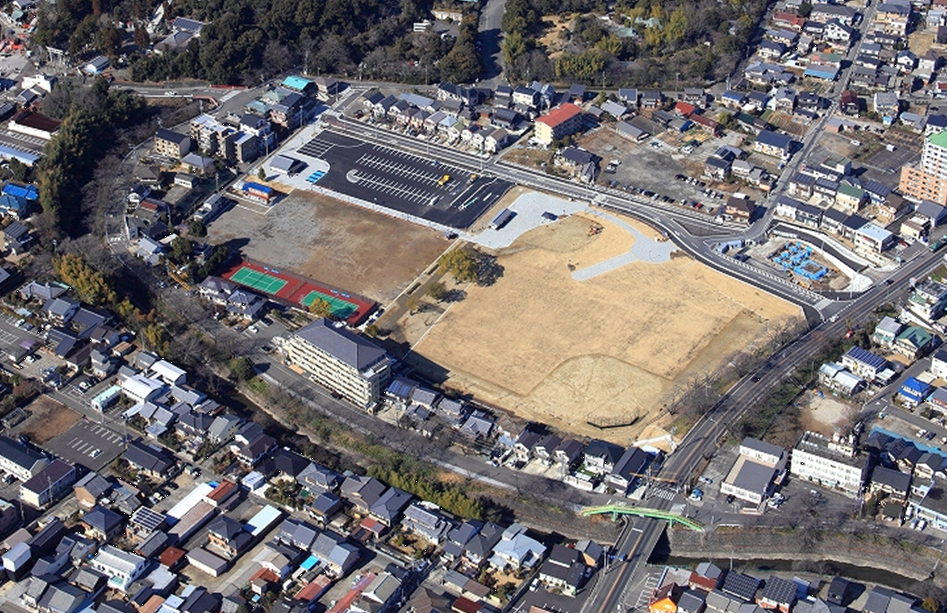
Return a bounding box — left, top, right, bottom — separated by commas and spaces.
571, 210, 678, 281
464, 191, 587, 249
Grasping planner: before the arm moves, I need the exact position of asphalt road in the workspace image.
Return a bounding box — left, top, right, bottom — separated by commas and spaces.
477, 0, 507, 85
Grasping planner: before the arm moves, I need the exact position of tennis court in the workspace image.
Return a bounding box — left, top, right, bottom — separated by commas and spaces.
301, 290, 357, 318
229, 267, 288, 294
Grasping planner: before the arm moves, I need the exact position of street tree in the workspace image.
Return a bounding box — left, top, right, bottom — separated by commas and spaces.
426, 281, 448, 302
438, 249, 479, 282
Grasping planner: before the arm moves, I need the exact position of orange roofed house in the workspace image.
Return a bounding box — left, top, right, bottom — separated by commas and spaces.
650, 583, 683, 613
534, 103, 584, 146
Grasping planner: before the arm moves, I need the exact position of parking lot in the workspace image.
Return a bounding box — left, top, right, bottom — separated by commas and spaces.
291, 131, 513, 228
46, 420, 125, 471
575, 128, 751, 214
861, 141, 920, 188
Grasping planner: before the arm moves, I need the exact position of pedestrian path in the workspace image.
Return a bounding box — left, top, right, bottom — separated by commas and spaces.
572, 210, 678, 281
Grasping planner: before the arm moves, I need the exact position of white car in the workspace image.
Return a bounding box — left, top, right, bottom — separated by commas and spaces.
248, 325, 259, 334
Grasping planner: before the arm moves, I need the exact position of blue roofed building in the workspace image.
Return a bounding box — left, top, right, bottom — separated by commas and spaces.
0, 193, 29, 219
899, 377, 933, 408
0, 144, 40, 167
281, 76, 317, 96
4, 183, 37, 201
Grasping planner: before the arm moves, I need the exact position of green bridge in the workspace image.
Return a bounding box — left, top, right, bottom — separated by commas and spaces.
582, 505, 704, 531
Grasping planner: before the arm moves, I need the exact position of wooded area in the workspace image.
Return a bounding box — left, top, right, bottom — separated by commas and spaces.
502, 0, 769, 86
33, 0, 481, 84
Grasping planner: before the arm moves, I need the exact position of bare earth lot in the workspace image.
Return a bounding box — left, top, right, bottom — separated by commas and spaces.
207, 191, 450, 304
19, 396, 80, 444
409, 213, 802, 443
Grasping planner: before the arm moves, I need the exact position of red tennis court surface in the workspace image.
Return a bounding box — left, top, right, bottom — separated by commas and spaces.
220, 258, 376, 326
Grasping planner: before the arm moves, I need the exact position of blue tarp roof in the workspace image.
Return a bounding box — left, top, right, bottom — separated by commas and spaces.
3, 183, 37, 200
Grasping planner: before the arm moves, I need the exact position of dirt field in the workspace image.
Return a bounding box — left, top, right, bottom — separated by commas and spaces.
407, 212, 802, 443
800, 393, 855, 435
206, 191, 450, 304
19, 396, 80, 444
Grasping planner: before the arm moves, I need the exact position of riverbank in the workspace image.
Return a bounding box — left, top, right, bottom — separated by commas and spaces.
665, 525, 947, 588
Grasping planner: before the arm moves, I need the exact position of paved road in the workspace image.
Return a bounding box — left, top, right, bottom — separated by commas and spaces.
477, 0, 507, 85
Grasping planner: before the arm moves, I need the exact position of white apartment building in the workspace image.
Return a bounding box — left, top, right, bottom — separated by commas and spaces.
283, 319, 392, 410
790, 431, 869, 497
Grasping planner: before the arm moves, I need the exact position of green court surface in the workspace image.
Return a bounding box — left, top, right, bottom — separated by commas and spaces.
230, 267, 288, 294
301, 290, 357, 318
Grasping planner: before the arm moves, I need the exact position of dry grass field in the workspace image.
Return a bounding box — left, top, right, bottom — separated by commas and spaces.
408, 212, 802, 443
207, 191, 450, 304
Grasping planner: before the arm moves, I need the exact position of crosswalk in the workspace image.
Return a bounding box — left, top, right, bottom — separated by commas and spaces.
650, 487, 677, 501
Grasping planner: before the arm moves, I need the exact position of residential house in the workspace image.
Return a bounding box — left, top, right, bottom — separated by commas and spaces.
873, 316, 905, 348
401, 503, 454, 544
583, 440, 624, 475
538, 544, 586, 597
689, 563, 724, 592
340, 475, 387, 514
310, 532, 360, 577
870, 465, 911, 501
73, 473, 112, 510
123, 440, 176, 479
725, 195, 756, 223
841, 346, 888, 381
89, 546, 148, 592
82, 505, 124, 542
490, 523, 546, 570
899, 377, 933, 408
891, 326, 934, 360
206, 516, 251, 560
754, 130, 793, 160
369, 487, 413, 526
606, 447, 650, 494
759, 577, 797, 613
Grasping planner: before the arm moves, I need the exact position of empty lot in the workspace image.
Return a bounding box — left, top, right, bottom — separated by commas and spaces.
408, 212, 802, 443
207, 191, 450, 304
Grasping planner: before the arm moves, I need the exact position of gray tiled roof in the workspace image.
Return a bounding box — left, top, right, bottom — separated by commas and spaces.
294, 319, 386, 370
